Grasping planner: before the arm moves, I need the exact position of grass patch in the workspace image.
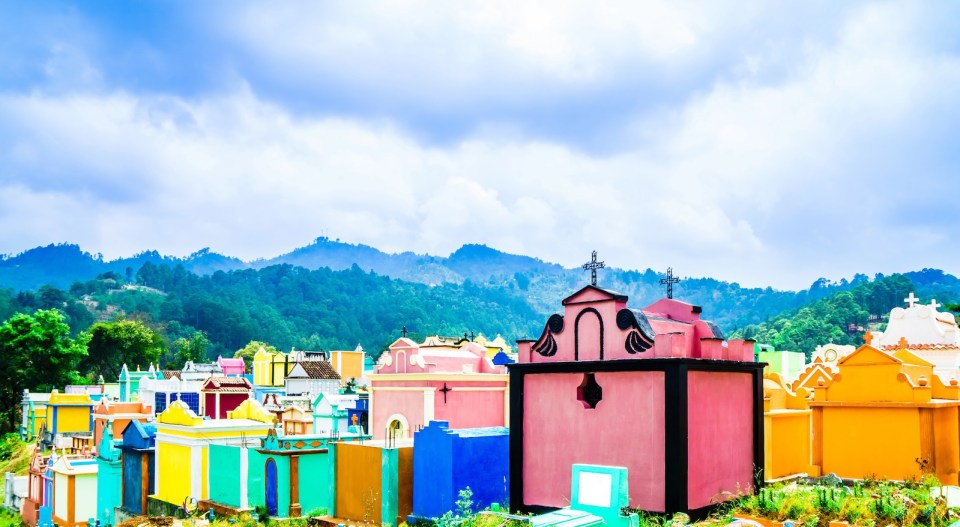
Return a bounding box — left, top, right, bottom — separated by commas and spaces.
717, 477, 957, 527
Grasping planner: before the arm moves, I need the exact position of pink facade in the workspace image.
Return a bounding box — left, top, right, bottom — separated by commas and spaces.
522, 372, 666, 511
369, 337, 508, 439
217, 355, 247, 375
510, 285, 762, 519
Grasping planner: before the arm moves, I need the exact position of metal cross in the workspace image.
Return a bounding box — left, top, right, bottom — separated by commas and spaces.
439, 383, 452, 403
660, 267, 680, 299
582, 250, 605, 286
401, 326, 408, 337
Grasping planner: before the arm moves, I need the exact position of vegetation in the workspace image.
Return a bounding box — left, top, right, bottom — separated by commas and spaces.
731, 274, 914, 358
717, 476, 955, 527
0, 309, 88, 432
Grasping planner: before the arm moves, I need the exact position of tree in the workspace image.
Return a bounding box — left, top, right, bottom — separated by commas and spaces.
234, 340, 278, 370
172, 330, 209, 367
80, 320, 165, 381
0, 309, 88, 433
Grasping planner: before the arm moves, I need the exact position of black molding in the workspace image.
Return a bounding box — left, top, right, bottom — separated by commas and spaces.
752, 367, 765, 487
507, 357, 766, 516
664, 362, 688, 513
509, 366, 525, 514
574, 307, 604, 361
508, 358, 765, 375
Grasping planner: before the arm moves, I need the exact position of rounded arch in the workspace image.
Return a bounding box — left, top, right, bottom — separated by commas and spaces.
574, 307, 604, 361
384, 413, 409, 439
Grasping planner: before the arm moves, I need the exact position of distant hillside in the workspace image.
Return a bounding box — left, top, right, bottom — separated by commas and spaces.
3, 240, 960, 340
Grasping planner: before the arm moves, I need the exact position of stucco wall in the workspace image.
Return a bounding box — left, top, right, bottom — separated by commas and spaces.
521, 371, 666, 511
686, 371, 754, 510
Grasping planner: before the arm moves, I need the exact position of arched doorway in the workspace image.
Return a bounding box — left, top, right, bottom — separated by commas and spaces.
384, 413, 409, 439
264, 458, 278, 516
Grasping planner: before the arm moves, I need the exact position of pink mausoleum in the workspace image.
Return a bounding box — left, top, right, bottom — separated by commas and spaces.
511, 284, 762, 519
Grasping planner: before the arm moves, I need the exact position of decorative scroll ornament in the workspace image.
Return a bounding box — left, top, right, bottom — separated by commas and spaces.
616, 308, 656, 354
533, 314, 564, 356
533, 333, 559, 357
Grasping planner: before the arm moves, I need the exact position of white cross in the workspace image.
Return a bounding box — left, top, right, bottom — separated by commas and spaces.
930, 298, 941, 310
904, 292, 920, 308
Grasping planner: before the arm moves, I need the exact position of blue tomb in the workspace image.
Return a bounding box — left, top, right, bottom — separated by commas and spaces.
411, 420, 509, 521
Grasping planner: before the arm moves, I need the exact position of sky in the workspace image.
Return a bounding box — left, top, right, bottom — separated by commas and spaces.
1, 1, 959, 290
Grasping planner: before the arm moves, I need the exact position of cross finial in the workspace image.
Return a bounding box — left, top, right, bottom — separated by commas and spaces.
582, 250, 605, 286
659, 267, 681, 299
930, 298, 941, 311
401, 326, 407, 337
898, 336, 909, 349
863, 331, 874, 346
904, 292, 920, 308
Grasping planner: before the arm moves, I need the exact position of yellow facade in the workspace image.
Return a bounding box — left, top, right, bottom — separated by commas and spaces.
156, 441, 192, 504
153, 400, 271, 506
252, 347, 291, 386
811, 342, 960, 484
46, 392, 94, 434
763, 373, 813, 481
226, 398, 275, 423
330, 350, 365, 385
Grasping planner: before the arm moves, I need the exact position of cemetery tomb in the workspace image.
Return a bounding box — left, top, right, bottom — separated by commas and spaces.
118, 420, 156, 516
153, 400, 272, 508
332, 439, 413, 527
512, 284, 762, 518
95, 425, 123, 527
44, 391, 95, 447
810, 339, 960, 483
370, 337, 509, 439
50, 454, 98, 527
762, 373, 813, 481
92, 400, 152, 447
411, 420, 509, 522
201, 376, 253, 419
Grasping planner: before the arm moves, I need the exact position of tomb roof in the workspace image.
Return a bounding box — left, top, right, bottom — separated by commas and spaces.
201, 376, 252, 392
288, 360, 341, 380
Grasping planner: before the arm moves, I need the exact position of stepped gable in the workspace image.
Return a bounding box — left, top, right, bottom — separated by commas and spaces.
517, 284, 753, 363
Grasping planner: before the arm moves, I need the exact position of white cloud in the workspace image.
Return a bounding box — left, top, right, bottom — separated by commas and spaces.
2, 2, 960, 290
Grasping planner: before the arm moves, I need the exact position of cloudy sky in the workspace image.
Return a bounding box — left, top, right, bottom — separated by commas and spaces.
1, 2, 959, 290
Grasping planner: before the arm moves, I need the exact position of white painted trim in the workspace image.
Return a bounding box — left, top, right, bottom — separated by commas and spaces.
368, 387, 436, 392
239, 446, 248, 508
384, 413, 410, 439
423, 390, 435, 424
190, 445, 202, 500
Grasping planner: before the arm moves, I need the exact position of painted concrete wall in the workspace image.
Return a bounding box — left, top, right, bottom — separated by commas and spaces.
413, 422, 509, 519
121, 451, 154, 514
686, 371, 755, 510
335, 443, 382, 524
372, 390, 425, 439
76, 474, 98, 525
432, 388, 505, 429
155, 442, 192, 505
209, 445, 243, 508
521, 371, 666, 512
54, 473, 68, 523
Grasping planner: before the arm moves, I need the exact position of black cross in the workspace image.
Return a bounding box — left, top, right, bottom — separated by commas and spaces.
469, 331, 475, 340
660, 267, 680, 299
401, 326, 407, 337
439, 383, 452, 403
582, 250, 605, 286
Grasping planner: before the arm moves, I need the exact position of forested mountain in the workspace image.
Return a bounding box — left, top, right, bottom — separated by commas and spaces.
3, 240, 960, 363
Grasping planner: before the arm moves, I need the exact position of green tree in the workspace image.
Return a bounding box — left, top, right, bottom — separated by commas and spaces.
0, 309, 88, 433
172, 330, 209, 366
234, 340, 278, 370
80, 320, 165, 380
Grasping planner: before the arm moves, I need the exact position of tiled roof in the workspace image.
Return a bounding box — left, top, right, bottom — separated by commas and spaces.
202, 376, 253, 393
292, 361, 341, 380
161, 370, 181, 380
880, 343, 960, 351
